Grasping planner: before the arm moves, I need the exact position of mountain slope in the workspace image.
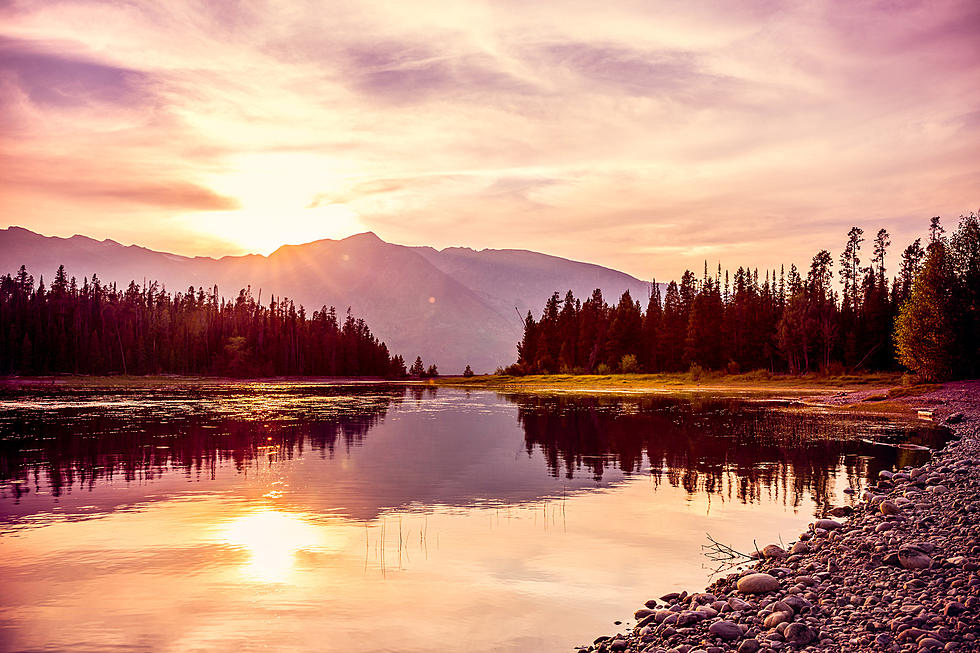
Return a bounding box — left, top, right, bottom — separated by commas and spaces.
0, 226, 652, 372
413, 245, 652, 322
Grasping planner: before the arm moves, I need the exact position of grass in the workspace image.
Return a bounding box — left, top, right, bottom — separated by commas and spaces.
432, 370, 905, 394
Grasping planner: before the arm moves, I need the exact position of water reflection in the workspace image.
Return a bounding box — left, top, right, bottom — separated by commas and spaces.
0, 384, 403, 503
0, 386, 947, 517
0, 384, 951, 653
512, 394, 943, 510
221, 509, 322, 583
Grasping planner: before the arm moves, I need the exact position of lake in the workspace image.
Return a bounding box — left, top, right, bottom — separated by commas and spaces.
0, 383, 949, 653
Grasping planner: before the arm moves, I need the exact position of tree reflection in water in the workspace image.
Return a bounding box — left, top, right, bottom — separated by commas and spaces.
511, 394, 948, 510
0, 386, 948, 514
0, 384, 406, 501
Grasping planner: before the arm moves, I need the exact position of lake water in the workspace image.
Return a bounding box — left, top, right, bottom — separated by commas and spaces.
0, 383, 949, 653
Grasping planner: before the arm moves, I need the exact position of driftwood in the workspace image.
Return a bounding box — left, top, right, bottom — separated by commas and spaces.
702, 533, 756, 575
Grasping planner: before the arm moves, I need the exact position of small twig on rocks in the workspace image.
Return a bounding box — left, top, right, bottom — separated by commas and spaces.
702, 532, 754, 564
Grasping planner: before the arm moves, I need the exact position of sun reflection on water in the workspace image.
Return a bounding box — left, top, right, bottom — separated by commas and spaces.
222, 509, 321, 583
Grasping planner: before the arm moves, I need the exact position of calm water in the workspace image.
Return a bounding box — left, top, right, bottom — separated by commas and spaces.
0, 383, 948, 653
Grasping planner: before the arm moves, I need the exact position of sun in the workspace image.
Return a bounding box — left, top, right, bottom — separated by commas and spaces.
186, 152, 371, 254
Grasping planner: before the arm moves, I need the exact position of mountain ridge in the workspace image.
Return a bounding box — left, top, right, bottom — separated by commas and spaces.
0, 226, 653, 372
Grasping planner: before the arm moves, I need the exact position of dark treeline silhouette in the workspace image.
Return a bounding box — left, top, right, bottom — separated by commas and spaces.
511, 213, 980, 379
512, 394, 948, 509
0, 265, 408, 377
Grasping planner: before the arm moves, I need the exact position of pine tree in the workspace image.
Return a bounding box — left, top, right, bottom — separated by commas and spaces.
895, 241, 955, 381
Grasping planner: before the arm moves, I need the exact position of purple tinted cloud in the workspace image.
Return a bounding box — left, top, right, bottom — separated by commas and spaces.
344, 46, 538, 103
0, 37, 151, 108
536, 43, 706, 96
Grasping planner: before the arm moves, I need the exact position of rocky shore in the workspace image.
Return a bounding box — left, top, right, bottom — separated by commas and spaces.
580, 381, 980, 653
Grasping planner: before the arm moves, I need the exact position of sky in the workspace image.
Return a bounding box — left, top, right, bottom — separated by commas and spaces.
0, 0, 978, 280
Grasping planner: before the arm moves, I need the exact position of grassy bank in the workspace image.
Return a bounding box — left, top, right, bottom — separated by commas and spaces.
432, 371, 906, 394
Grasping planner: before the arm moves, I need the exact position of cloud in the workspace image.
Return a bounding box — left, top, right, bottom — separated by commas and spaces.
0, 0, 977, 275
0, 36, 151, 108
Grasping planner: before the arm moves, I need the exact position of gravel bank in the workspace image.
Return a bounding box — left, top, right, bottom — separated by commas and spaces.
580, 380, 980, 653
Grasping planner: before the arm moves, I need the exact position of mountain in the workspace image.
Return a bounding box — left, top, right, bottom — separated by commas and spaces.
0, 226, 653, 373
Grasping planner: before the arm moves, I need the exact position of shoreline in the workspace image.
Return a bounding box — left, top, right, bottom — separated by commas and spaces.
580, 380, 980, 653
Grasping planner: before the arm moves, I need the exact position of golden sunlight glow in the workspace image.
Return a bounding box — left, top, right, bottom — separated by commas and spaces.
222, 509, 321, 583
187, 153, 369, 254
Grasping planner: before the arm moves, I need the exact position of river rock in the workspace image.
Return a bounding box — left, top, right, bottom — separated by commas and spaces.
898, 546, 932, 569
737, 640, 761, 653
783, 622, 816, 646
727, 597, 752, 611
763, 610, 792, 628
880, 500, 901, 515
736, 573, 780, 594
813, 518, 842, 530
708, 620, 742, 640
762, 544, 787, 559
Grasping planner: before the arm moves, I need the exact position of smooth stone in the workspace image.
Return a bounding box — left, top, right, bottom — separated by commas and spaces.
814, 519, 842, 530
763, 610, 792, 628
880, 500, 901, 515
737, 573, 781, 594
737, 640, 761, 653
783, 623, 815, 646
708, 620, 743, 640
728, 597, 752, 611
762, 544, 787, 559
898, 546, 932, 570
782, 595, 809, 612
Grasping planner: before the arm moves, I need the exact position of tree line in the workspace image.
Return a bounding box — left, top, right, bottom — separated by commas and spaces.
0, 266, 409, 378
511, 213, 980, 381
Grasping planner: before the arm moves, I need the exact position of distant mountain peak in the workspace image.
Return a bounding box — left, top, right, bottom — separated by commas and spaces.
344, 231, 384, 242
0, 225, 653, 372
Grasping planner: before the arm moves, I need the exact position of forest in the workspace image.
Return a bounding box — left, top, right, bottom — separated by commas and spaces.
0, 268, 408, 378
511, 213, 980, 381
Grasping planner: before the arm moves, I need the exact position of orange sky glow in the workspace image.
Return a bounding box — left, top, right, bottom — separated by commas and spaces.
1, 0, 977, 279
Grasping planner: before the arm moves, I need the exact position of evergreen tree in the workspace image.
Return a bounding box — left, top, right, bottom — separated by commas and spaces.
895, 240, 955, 380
